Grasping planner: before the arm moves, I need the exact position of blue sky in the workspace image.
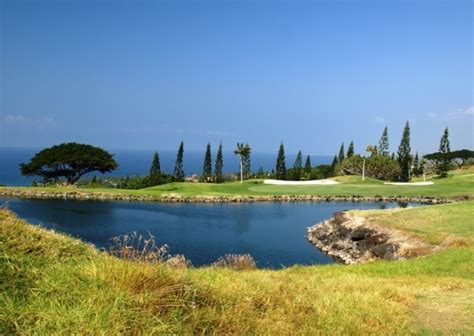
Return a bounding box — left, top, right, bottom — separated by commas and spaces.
1, 0, 472, 155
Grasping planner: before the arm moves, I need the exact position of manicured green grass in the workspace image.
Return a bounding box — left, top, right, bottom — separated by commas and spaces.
2, 166, 474, 199
1, 201, 473, 334
249, 167, 474, 198
353, 200, 474, 245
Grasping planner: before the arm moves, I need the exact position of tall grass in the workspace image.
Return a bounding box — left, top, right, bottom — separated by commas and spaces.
107, 231, 170, 263
1, 201, 473, 334
212, 254, 256, 270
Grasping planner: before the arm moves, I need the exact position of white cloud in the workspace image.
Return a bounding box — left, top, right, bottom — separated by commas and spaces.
2, 114, 56, 128
206, 130, 231, 137
3, 114, 26, 123
448, 105, 474, 119
427, 112, 438, 119
375, 116, 385, 124
465, 106, 474, 116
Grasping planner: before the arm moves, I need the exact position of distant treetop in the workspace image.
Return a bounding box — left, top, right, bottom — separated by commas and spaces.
20, 143, 118, 185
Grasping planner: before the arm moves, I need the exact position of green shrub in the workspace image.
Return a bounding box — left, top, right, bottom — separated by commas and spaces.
338, 155, 401, 181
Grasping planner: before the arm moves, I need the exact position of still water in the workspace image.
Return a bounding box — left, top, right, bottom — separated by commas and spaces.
1, 198, 417, 268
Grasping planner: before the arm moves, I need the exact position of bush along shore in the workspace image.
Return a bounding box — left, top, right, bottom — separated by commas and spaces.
0, 188, 458, 204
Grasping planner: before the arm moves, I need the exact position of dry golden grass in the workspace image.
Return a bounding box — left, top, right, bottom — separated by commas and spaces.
212, 253, 257, 270
1, 202, 473, 335
411, 289, 474, 333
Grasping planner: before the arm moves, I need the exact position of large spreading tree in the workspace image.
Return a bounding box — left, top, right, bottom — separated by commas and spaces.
449, 149, 474, 167
424, 149, 474, 169
20, 143, 118, 185
397, 121, 412, 182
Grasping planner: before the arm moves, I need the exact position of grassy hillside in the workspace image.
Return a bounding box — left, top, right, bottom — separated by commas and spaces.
1, 166, 473, 199
353, 201, 474, 245
1, 201, 473, 334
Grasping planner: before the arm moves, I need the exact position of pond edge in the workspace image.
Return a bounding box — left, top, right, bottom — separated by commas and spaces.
0, 189, 467, 204
307, 211, 436, 264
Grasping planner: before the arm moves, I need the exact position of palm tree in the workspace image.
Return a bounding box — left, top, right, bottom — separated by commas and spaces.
234, 143, 251, 184
363, 144, 377, 181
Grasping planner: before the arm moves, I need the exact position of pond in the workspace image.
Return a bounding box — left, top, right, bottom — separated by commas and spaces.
1, 198, 419, 268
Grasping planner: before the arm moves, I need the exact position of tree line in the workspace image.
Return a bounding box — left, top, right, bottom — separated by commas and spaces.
143, 129, 472, 186
329, 122, 472, 182
20, 124, 473, 187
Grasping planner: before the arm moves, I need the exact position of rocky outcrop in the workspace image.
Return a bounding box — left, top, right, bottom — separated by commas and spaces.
0, 188, 454, 204
307, 211, 434, 264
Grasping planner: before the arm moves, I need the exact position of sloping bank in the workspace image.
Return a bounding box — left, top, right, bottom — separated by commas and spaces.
307, 211, 436, 264
1, 201, 473, 334
307, 202, 474, 264
0, 188, 455, 203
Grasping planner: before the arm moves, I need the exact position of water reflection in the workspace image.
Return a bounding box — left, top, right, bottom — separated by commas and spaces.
233, 206, 251, 235
397, 202, 409, 208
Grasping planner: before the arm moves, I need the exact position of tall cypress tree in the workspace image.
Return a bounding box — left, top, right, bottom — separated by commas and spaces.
149, 152, 161, 185
346, 141, 355, 158
202, 143, 212, 182
413, 152, 420, 176
331, 155, 339, 177
275, 143, 287, 180
438, 127, 451, 177
338, 143, 345, 163
214, 143, 224, 183
378, 127, 389, 156
304, 155, 312, 179
173, 141, 185, 182
397, 121, 411, 182
293, 150, 303, 181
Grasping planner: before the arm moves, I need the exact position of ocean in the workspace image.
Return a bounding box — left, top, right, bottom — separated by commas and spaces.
0, 147, 332, 186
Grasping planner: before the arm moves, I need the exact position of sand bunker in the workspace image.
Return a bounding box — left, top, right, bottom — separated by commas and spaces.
384, 181, 434, 186
263, 179, 340, 185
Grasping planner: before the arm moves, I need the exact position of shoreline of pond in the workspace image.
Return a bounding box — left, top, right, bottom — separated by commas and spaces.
307, 211, 435, 264
0, 189, 459, 204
